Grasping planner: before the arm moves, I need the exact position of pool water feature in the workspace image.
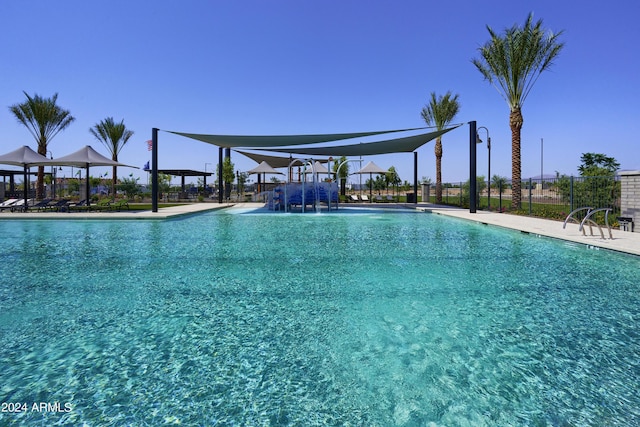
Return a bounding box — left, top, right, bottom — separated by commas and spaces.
1, 210, 639, 425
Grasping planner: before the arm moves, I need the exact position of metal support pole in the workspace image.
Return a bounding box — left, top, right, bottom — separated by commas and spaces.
218, 146, 223, 203
413, 151, 418, 204
225, 148, 231, 201
541, 138, 544, 186
151, 128, 158, 212
487, 137, 491, 210
23, 166, 28, 208
85, 163, 90, 207
528, 177, 533, 216
469, 121, 477, 213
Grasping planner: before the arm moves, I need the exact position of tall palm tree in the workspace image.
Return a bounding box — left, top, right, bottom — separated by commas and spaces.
472, 13, 564, 210
9, 92, 75, 199
421, 91, 460, 203
89, 117, 134, 196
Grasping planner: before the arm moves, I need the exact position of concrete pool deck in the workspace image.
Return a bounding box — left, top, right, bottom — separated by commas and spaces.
2, 201, 638, 256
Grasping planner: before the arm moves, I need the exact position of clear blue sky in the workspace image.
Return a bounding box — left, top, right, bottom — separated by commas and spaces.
1, 0, 638, 185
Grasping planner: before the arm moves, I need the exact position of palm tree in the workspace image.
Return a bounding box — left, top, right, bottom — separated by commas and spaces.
386, 166, 401, 195
420, 91, 460, 203
472, 13, 564, 210
9, 92, 75, 199
89, 117, 134, 196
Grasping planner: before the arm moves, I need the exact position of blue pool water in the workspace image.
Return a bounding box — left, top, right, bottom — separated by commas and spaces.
1, 209, 639, 426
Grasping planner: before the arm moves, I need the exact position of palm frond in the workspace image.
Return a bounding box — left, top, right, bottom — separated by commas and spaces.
472, 12, 564, 110
420, 91, 460, 130
9, 91, 75, 150
89, 117, 135, 159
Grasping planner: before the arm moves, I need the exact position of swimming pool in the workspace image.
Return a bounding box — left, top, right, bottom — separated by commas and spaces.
1, 209, 639, 425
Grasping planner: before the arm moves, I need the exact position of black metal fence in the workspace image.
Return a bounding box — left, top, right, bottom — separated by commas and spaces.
432, 176, 621, 223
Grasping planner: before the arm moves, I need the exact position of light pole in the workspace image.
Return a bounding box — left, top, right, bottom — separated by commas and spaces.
540, 137, 543, 188
47, 150, 55, 199
476, 127, 491, 210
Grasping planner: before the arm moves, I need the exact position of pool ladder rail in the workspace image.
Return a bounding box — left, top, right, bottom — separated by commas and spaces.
563, 207, 613, 240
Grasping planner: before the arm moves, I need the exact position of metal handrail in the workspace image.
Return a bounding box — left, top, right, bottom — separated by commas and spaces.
563, 207, 593, 236
579, 208, 613, 239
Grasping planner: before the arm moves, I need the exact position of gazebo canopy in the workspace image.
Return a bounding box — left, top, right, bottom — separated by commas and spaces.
304, 161, 329, 174
355, 161, 387, 174
247, 161, 283, 175
52, 145, 134, 167
0, 145, 53, 166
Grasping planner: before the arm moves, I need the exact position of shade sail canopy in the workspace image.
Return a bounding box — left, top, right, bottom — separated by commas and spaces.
355, 161, 387, 174
255, 126, 460, 157
235, 151, 293, 169
156, 169, 212, 177
168, 127, 427, 148
247, 161, 283, 175
0, 145, 54, 166
52, 145, 136, 168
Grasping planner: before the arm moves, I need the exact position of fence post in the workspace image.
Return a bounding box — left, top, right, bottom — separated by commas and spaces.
528, 178, 533, 215
570, 176, 574, 212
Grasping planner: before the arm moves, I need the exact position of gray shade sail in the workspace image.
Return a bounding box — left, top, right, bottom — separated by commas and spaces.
52, 145, 134, 167
247, 161, 283, 175
0, 145, 54, 166
254, 126, 460, 157
355, 161, 387, 174
235, 151, 294, 169
168, 127, 427, 148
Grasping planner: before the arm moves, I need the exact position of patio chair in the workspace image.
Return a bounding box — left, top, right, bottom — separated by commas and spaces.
68, 199, 90, 212
45, 199, 71, 212
0, 199, 18, 212
349, 194, 359, 202
26, 199, 53, 212
361, 194, 370, 202
8, 199, 29, 212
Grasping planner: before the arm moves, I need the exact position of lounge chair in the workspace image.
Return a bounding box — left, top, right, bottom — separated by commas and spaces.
0, 199, 18, 212
68, 199, 90, 212
374, 195, 384, 203
349, 194, 359, 202
45, 199, 71, 212
386, 195, 395, 202
361, 194, 370, 202
26, 199, 53, 212
8, 199, 29, 212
